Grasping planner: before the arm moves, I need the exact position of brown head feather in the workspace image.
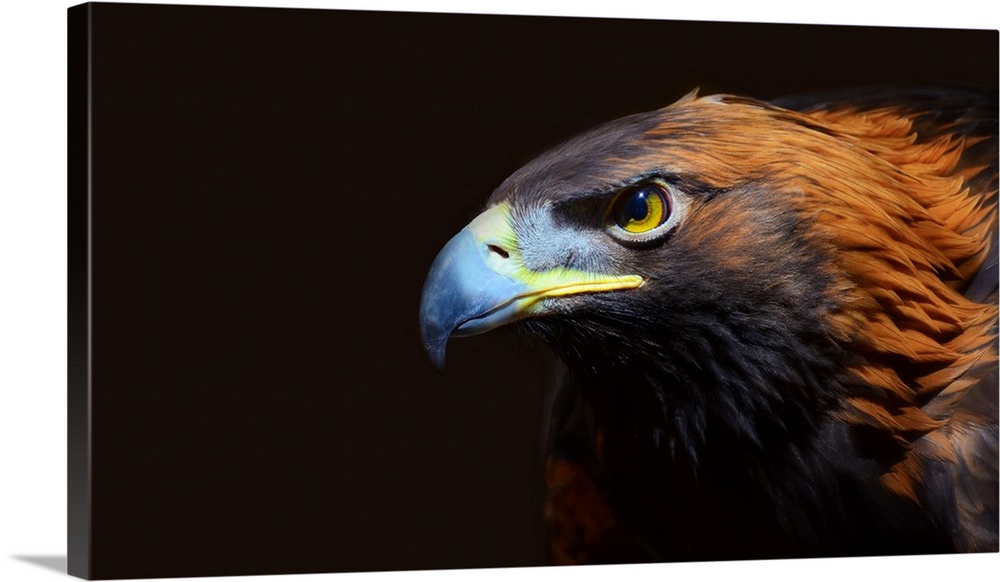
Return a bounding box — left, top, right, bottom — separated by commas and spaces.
638, 95, 997, 501
481, 90, 998, 558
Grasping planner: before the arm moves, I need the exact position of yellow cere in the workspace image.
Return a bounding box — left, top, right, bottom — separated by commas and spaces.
468, 201, 644, 312
517, 268, 644, 312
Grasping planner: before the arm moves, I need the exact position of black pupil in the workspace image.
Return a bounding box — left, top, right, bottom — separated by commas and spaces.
617, 187, 653, 225
627, 192, 649, 220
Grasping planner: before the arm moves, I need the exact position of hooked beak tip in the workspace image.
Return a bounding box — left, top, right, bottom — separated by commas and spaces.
420, 327, 449, 371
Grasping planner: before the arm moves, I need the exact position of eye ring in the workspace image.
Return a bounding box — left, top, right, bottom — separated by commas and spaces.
606, 180, 676, 244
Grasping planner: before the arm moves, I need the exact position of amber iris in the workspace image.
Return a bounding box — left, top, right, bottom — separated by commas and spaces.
612, 183, 670, 233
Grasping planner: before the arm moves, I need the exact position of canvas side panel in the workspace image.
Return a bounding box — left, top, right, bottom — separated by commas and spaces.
67, 3, 92, 580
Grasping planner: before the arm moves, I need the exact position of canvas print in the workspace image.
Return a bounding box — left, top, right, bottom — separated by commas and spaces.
68, 2, 998, 579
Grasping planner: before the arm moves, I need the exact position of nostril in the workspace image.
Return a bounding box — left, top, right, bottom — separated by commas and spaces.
487, 244, 510, 259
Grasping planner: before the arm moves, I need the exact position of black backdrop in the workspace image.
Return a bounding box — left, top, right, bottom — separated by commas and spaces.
68, 3, 998, 579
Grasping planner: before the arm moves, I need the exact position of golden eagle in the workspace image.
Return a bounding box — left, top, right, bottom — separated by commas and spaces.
419, 89, 998, 562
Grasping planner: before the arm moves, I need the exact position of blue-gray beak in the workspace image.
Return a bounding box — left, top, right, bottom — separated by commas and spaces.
419, 201, 644, 369
419, 203, 529, 369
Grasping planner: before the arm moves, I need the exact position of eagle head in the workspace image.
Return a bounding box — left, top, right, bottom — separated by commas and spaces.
418, 89, 997, 557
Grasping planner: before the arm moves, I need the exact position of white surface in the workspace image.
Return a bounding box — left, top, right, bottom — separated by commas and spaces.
1, 1, 997, 581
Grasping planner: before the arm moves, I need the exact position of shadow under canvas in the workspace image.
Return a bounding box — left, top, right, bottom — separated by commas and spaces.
13, 555, 68, 575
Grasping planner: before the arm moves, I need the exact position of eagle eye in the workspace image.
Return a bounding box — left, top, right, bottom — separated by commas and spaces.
608, 181, 672, 237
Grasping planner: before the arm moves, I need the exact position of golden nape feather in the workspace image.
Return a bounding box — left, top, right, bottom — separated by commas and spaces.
655, 93, 997, 551
419, 88, 998, 561
653, 92, 998, 500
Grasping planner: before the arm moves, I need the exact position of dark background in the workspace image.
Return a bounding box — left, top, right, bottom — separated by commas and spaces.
74, 2, 998, 578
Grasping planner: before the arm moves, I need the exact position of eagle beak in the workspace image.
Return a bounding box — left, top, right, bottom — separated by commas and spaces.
419, 202, 643, 369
